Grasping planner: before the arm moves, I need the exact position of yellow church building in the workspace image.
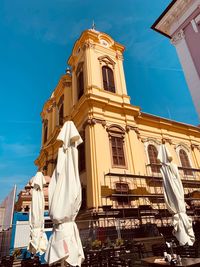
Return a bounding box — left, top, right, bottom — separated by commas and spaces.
30, 28, 200, 227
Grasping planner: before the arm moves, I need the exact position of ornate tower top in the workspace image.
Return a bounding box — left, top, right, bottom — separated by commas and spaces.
68, 29, 125, 67
67, 28, 129, 107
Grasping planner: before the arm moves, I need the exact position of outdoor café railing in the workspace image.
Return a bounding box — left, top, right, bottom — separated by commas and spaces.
2, 218, 200, 266
103, 166, 200, 205
104, 165, 200, 191
146, 163, 200, 182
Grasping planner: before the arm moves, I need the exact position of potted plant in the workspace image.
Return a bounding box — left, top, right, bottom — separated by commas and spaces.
92, 239, 102, 250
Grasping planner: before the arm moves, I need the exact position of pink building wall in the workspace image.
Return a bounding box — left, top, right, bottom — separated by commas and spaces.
184, 16, 200, 78
152, 1, 200, 121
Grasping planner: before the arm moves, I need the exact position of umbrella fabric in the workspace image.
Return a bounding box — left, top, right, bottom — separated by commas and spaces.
28, 172, 48, 254
45, 121, 84, 266
157, 144, 195, 246
115, 219, 121, 240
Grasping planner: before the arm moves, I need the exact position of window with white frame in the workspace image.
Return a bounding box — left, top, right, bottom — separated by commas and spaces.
147, 144, 160, 173
179, 149, 192, 176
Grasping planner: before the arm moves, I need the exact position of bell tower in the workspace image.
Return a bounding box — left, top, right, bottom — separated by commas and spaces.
68, 28, 130, 106
67, 28, 137, 210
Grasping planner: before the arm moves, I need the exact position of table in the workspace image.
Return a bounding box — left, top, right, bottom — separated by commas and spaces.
142, 256, 200, 267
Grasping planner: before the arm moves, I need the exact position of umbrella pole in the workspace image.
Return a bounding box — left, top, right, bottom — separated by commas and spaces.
61, 259, 65, 267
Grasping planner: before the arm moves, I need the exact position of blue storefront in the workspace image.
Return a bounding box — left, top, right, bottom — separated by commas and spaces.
10, 211, 52, 263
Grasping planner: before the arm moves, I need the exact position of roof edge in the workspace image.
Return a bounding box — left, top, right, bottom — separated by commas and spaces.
151, 0, 178, 38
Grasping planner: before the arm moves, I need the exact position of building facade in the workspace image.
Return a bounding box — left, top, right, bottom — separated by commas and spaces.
17, 28, 200, 228
152, 0, 200, 120
15, 176, 50, 212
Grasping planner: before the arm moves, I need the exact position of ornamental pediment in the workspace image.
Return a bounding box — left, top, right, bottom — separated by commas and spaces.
98, 55, 116, 67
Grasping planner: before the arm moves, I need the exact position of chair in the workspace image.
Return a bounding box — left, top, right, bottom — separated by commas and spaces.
152, 243, 166, 256
81, 251, 100, 267
100, 247, 115, 266
134, 242, 153, 258
108, 256, 131, 267
21, 257, 41, 267
1, 255, 14, 267
120, 249, 141, 267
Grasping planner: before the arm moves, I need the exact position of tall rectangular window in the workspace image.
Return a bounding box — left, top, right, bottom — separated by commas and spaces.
102, 66, 115, 93
77, 71, 84, 100
147, 144, 160, 173
78, 141, 85, 172
111, 136, 125, 167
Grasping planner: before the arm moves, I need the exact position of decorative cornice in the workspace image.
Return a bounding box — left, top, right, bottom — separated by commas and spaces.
45, 101, 57, 113
107, 124, 125, 133
83, 118, 106, 129
98, 55, 116, 68
106, 124, 125, 140
126, 125, 140, 139
162, 138, 172, 145
86, 85, 101, 91
63, 81, 72, 87
116, 51, 124, 60
153, 0, 193, 37
191, 144, 200, 151
141, 137, 162, 145
83, 40, 95, 50
171, 30, 185, 45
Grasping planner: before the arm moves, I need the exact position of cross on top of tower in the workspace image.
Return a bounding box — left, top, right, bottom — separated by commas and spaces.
92, 20, 96, 30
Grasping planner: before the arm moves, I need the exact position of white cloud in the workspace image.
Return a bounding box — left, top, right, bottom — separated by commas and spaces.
143, 66, 183, 72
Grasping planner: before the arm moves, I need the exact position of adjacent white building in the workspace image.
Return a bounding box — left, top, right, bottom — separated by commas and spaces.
152, 0, 200, 121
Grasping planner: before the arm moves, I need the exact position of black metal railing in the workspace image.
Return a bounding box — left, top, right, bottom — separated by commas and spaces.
102, 168, 200, 220
146, 163, 200, 182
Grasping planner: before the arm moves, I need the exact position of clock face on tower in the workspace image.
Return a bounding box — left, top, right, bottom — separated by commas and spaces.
100, 39, 109, 47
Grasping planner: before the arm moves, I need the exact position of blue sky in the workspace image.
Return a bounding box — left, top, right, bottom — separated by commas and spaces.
0, 0, 199, 202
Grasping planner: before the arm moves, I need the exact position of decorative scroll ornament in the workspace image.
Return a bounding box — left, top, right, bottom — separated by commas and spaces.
83, 118, 106, 129
125, 125, 140, 139
171, 30, 185, 45
83, 40, 95, 50
162, 138, 172, 145
191, 144, 200, 151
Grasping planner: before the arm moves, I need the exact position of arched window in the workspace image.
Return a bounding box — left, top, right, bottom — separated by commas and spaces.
77, 71, 84, 100
148, 145, 160, 173
59, 103, 64, 126
102, 66, 115, 93
179, 149, 192, 175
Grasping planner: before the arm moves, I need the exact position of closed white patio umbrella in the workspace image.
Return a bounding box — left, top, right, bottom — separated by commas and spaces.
28, 171, 48, 255
157, 144, 195, 246
45, 121, 84, 266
